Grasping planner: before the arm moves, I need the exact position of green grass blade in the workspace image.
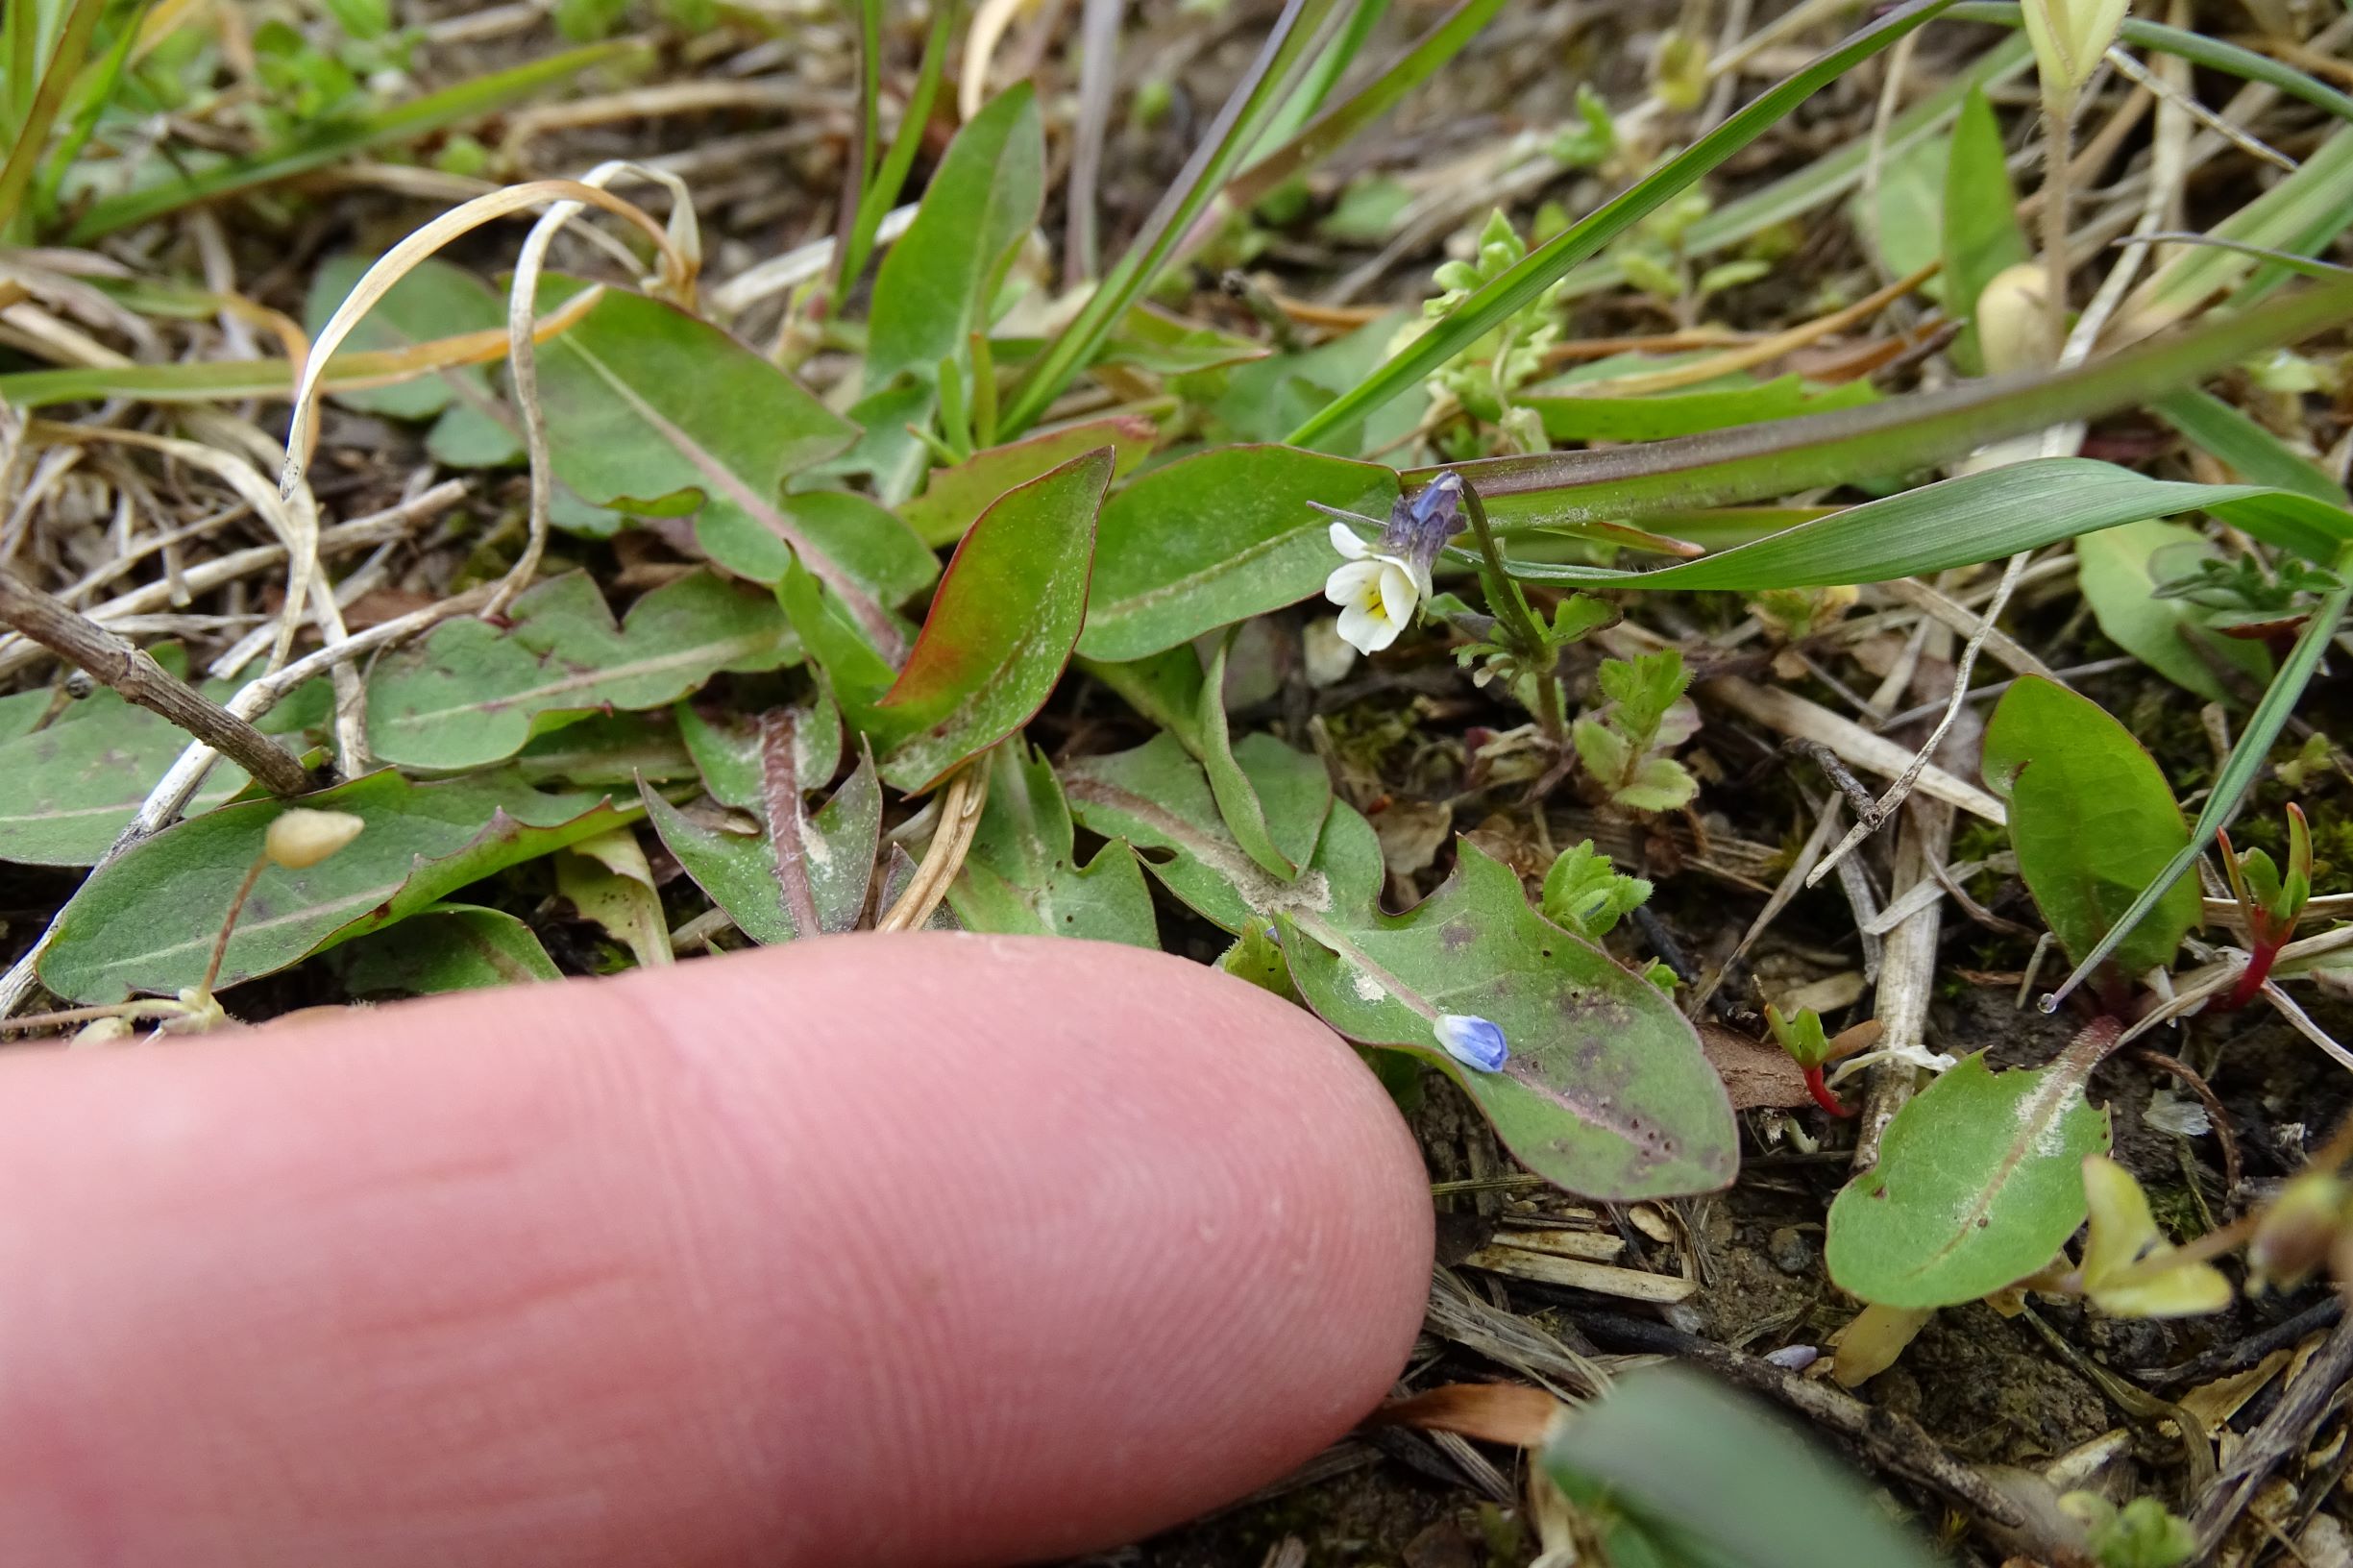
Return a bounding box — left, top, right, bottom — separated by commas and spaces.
841, 0, 958, 294
1227, 0, 1502, 208
999, 0, 1346, 434
2046, 576, 2353, 1010
64, 39, 642, 240
0, 0, 103, 239
1947, 3, 2353, 124
2155, 388, 2349, 504
1245, 0, 1390, 163
1435, 275, 2353, 527
1286, 0, 1965, 447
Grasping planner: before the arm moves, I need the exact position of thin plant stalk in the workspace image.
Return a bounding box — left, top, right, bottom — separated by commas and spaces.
1459, 480, 1564, 743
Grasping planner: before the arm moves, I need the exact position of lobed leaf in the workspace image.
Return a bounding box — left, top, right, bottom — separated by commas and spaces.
366, 571, 802, 771
944, 740, 1159, 945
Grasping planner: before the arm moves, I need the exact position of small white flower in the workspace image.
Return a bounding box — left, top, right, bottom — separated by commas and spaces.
1434, 1013, 1509, 1072
1325, 523, 1422, 655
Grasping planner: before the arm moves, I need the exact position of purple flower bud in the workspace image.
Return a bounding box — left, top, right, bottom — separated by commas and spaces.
1378, 471, 1462, 581
1434, 1012, 1508, 1072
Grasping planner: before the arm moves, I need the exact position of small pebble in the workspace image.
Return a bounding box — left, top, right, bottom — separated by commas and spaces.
1764, 1344, 1820, 1372
1768, 1225, 1814, 1274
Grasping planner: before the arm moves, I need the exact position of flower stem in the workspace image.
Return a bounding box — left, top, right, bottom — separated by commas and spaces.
1458, 478, 1563, 742
199, 852, 270, 999
2038, 83, 2075, 353
2221, 938, 2284, 1012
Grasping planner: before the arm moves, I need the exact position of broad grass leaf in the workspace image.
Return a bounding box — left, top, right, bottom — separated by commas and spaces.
1942, 85, 2029, 373
1982, 675, 2200, 978
1542, 1367, 1945, 1568
1522, 374, 1873, 444
1491, 458, 2353, 590
865, 85, 1043, 391
898, 416, 1157, 547
944, 740, 1158, 946
870, 448, 1112, 791
38, 771, 633, 1002
2155, 388, 2349, 504
1450, 277, 2353, 533
640, 747, 879, 943
1826, 1029, 2114, 1308
1282, 845, 1737, 1202
2076, 520, 2271, 703
328, 903, 561, 996
2115, 127, 2353, 339
365, 571, 801, 770
1080, 445, 1398, 662
527, 278, 927, 651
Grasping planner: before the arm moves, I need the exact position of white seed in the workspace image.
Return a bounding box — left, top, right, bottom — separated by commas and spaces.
265, 808, 366, 870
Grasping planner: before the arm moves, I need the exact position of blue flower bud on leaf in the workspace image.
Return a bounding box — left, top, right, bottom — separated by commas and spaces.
1434, 1013, 1508, 1072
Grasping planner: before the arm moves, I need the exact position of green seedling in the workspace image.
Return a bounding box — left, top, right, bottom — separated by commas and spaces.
1538, 840, 1652, 941
1572, 649, 1699, 812
1765, 1003, 1880, 1117
2218, 802, 2312, 1008
2061, 1494, 2196, 1568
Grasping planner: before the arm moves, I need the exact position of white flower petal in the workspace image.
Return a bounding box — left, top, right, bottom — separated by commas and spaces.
1379, 561, 1420, 623
1329, 521, 1373, 559
1324, 558, 1384, 607
1336, 598, 1402, 653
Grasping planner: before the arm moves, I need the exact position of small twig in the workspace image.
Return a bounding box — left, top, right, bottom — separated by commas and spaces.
2191, 1312, 2353, 1556
1801, 740, 1878, 818
877, 758, 991, 932
0, 567, 311, 796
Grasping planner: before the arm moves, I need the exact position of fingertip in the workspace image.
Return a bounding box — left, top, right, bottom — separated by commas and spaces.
0, 934, 1434, 1568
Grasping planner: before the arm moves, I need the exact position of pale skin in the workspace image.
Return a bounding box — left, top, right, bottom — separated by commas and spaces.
0, 934, 1434, 1567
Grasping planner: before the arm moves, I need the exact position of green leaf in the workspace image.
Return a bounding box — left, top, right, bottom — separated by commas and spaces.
2049, 578, 2353, 1006
1288, 0, 1963, 446
527, 279, 928, 651
869, 448, 1111, 791
677, 698, 842, 811
2079, 1154, 2233, 1317
2118, 128, 2353, 337
2076, 520, 2272, 703
1982, 675, 2199, 979
1002, 0, 1348, 433
1081, 445, 1398, 662
365, 570, 801, 770
1453, 277, 2353, 535
1063, 731, 1338, 934
38, 771, 633, 1002
1851, 131, 1946, 287
555, 829, 672, 968
1488, 458, 2353, 589
1282, 843, 1736, 1201
1942, 85, 2029, 374
1199, 630, 1324, 877
327, 903, 562, 996
0, 685, 250, 866
1542, 1367, 1945, 1568
1826, 1032, 2113, 1308
640, 745, 880, 944
1524, 375, 1873, 444
866, 85, 1043, 392
944, 739, 1159, 945
897, 416, 1158, 547
1073, 646, 1210, 756
65, 41, 644, 241
2153, 388, 2349, 504
1199, 313, 1428, 457
1066, 735, 1734, 1200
